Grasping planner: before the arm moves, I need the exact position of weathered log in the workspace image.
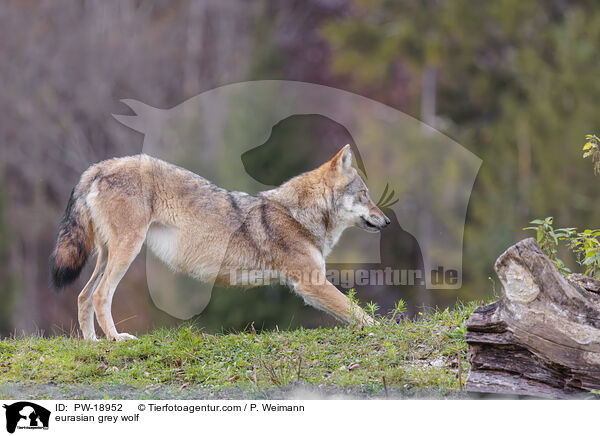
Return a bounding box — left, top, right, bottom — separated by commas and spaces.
567, 273, 600, 294
466, 237, 600, 398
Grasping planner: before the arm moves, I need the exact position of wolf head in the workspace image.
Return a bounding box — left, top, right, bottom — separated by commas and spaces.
325, 144, 390, 233
263, 143, 390, 257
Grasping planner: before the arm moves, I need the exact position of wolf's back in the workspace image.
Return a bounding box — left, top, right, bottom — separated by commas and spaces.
49, 182, 94, 290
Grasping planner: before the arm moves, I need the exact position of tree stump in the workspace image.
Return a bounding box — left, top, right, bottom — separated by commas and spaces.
466, 238, 600, 398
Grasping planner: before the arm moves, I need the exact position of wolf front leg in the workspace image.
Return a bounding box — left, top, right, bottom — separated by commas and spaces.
289, 269, 375, 326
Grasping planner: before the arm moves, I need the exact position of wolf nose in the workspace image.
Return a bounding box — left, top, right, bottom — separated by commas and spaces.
383, 215, 391, 226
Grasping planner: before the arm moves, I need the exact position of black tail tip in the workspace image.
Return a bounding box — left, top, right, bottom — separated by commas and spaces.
49, 255, 82, 291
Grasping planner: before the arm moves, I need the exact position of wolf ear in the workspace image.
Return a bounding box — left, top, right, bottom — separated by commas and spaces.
331, 144, 353, 172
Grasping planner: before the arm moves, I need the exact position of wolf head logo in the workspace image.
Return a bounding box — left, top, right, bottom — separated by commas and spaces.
3, 402, 50, 433
114, 80, 480, 318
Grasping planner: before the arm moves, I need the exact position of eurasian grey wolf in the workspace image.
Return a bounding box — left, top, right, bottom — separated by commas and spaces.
50, 145, 390, 340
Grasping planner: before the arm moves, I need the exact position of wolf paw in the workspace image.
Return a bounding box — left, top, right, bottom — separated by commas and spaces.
113, 333, 138, 341
81, 330, 99, 341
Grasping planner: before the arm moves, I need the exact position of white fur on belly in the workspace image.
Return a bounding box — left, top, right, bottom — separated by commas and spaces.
146, 223, 178, 267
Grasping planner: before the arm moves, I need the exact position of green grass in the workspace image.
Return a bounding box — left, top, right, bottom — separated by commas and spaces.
0, 302, 477, 399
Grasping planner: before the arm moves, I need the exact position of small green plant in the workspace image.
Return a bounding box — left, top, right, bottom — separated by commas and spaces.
568, 229, 600, 277
583, 134, 600, 175
524, 217, 600, 277
390, 299, 407, 320
365, 301, 380, 319
523, 217, 575, 274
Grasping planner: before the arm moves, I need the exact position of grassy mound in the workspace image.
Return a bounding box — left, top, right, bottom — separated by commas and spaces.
0, 302, 476, 399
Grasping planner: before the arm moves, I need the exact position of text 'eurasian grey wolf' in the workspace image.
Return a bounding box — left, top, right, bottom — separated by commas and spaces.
50, 145, 390, 340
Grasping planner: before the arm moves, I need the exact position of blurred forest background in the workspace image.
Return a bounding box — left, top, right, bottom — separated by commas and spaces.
1, 0, 600, 336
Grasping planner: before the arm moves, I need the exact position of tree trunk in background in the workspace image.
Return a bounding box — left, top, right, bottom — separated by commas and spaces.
183, 0, 207, 97
516, 121, 531, 224
421, 65, 437, 130
466, 238, 600, 398
418, 65, 438, 310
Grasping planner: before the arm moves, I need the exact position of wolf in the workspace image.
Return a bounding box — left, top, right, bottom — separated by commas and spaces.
49, 145, 390, 341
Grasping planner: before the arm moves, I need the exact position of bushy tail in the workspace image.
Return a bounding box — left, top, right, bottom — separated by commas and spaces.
49, 188, 93, 290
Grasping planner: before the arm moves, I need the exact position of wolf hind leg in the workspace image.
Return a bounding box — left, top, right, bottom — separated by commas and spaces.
77, 245, 107, 340
92, 233, 145, 341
